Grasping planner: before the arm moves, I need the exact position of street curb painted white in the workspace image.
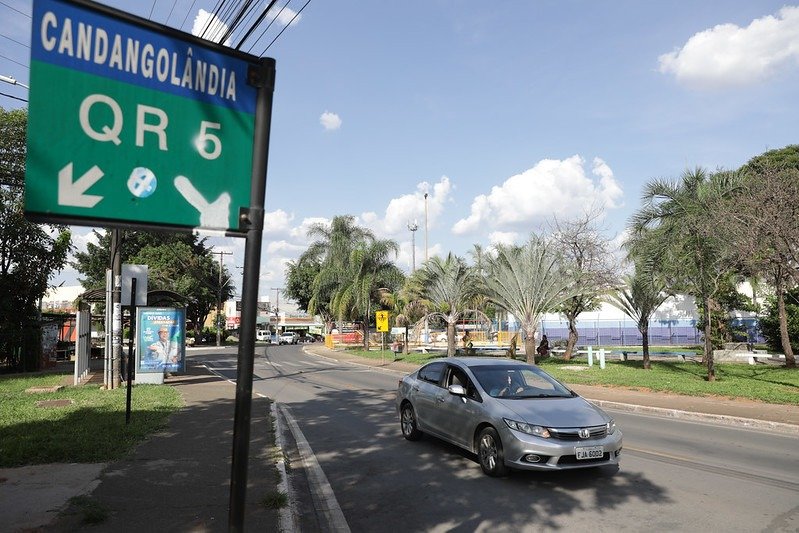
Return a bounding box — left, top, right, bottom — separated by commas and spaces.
279, 403, 351, 533
588, 398, 799, 436
269, 401, 297, 533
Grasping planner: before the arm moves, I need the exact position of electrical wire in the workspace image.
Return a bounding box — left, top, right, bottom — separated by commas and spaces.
263, 0, 311, 52
0, 33, 29, 49
234, 0, 278, 50
163, 0, 180, 26
0, 90, 27, 102
0, 0, 29, 18
148, 0, 158, 19
179, 0, 198, 31
0, 52, 27, 68
245, 0, 291, 54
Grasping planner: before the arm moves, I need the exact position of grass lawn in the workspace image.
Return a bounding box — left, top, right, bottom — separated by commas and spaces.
0, 373, 182, 468
345, 347, 799, 406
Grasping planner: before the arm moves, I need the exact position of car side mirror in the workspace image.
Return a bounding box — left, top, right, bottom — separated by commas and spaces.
448, 384, 466, 396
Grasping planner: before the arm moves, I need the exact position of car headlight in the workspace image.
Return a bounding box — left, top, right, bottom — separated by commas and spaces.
607, 419, 616, 435
504, 418, 551, 438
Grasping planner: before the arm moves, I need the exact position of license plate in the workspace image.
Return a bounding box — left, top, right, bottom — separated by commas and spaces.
575, 446, 604, 460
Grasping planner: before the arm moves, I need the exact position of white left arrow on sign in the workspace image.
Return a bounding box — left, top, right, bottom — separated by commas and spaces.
58, 163, 104, 208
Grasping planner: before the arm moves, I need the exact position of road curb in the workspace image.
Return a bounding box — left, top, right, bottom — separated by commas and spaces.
587, 398, 799, 436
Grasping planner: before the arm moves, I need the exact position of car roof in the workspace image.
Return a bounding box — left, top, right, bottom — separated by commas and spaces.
427, 357, 528, 368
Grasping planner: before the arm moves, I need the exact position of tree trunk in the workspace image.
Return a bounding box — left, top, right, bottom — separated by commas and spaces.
776, 283, 797, 368
564, 320, 578, 361
640, 319, 651, 370
524, 334, 536, 365
447, 321, 456, 357
703, 295, 715, 381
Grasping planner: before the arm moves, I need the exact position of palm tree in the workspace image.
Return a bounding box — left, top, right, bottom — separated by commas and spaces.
479, 236, 582, 364
628, 168, 743, 381
304, 215, 376, 323
606, 265, 670, 369
419, 253, 477, 357
330, 238, 403, 349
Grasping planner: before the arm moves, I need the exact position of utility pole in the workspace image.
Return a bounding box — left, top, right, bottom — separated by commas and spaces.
270, 287, 282, 333
213, 250, 233, 347
407, 221, 418, 273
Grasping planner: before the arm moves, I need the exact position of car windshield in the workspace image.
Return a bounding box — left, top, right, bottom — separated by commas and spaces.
470, 364, 575, 399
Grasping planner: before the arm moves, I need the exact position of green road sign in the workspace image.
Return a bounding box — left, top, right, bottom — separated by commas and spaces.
25, 0, 260, 233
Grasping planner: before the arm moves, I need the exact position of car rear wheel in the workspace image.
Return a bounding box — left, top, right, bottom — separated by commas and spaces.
400, 403, 422, 441
478, 427, 508, 477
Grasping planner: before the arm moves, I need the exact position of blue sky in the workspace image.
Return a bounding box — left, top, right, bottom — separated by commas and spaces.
3, 1, 798, 303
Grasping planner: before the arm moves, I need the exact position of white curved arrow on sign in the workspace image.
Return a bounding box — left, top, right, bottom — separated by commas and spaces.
58, 163, 104, 208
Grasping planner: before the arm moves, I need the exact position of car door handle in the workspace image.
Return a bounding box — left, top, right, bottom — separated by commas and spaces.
412, 385, 419, 392
436, 395, 446, 402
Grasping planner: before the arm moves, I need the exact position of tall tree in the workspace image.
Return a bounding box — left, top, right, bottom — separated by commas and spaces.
419, 253, 477, 357
304, 215, 375, 324
718, 160, 799, 368
330, 238, 403, 349
551, 209, 618, 360
479, 236, 581, 364
72, 229, 232, 335
284, 257, 322, 313
0, 107, 71, 371
606, 262, 670, 369
628, 168, 743, 381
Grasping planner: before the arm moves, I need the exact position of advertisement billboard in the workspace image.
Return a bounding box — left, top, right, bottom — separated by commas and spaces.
136, 307, 185, 374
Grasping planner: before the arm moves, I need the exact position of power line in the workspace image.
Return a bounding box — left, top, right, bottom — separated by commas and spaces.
246, 0, 291, 54
0, 32, 29, 49
163, 0, 180, 26
148, 0, 158, 19
264, 0, 311, 52
0, 52, 26, 68
0, 0, 29, 18
179, 0, 198, 30
0, 90, 27, 102
235, 0, 278, 50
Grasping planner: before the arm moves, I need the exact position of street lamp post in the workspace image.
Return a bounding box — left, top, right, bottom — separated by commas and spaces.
407, 221, 418, 272
423, 193, 429, 344
0, 75, 29, 89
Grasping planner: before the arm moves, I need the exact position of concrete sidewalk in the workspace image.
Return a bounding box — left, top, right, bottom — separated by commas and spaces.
1, 359, 282, 532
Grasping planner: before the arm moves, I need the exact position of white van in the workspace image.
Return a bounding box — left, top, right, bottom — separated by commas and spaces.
256, 330, 270, 342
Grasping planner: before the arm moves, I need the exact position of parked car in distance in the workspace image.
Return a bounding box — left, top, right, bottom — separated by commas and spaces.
300, 335, 316, 343
256, 330, 271, 342
396, 357, 622, 477
279, 332, 299, 345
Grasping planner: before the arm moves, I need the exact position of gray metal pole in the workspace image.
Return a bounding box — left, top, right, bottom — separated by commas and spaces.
228, 57, 276, 532
111, 229, 122, 390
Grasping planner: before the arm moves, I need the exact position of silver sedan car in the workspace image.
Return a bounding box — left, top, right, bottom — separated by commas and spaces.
396, 357, 622, 476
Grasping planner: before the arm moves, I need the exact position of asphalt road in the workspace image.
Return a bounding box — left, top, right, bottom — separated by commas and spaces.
201, 345, 799, 532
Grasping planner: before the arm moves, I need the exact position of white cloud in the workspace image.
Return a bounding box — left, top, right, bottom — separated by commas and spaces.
360, 176, 454, 237
452, 155, 623, 235
658, 6, 799, 88
488, 231, 519, 247
263, 209, 294, 235
191, 9, 232, 46
271, 6, 303, 26
320, 111, 342, 131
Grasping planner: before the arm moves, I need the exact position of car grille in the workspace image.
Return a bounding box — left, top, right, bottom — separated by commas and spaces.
548, 425, 607, 441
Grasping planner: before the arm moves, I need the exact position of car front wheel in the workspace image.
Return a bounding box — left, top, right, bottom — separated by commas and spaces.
400, 403, 422, 441
478, 427, 508, 477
